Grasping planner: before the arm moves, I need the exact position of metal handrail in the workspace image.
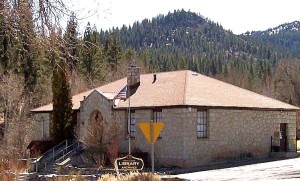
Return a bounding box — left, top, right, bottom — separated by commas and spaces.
34, 139, 74, 172
35, 140, 70, 163
43, 140, 76, 163
56, 142, 80, 163
41, 140, 82, 172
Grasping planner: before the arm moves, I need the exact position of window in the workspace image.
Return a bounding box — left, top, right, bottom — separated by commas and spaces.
129, 111, 136, 138
197, 110, 208, 138
154, 109, 162, 138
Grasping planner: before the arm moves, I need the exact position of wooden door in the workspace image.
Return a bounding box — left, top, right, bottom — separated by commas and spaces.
279, 123, 287, 152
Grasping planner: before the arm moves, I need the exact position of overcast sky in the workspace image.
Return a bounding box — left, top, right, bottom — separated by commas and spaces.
70, 0, 300, 34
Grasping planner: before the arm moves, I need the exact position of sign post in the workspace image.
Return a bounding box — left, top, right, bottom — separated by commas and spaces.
151, 122, 154, 173
139, 122, 164, 173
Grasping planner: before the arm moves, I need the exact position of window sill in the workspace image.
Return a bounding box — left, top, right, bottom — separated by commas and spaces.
124, 137, 135, 140
197, 137, 209, 139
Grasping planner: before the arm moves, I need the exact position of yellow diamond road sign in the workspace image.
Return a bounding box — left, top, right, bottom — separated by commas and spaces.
139, 122, 164, 144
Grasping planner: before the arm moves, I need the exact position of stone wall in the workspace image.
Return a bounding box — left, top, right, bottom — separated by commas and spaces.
183, 109, 297, 167
116, 108, 297, 168
79, 90, 114, 141
127, 65, 140, 86
33, 113, 51, 140
32, 95, 298, 169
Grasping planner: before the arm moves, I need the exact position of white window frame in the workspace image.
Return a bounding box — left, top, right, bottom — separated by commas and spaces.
154, 109, 163, 138
197, 110, 208, 138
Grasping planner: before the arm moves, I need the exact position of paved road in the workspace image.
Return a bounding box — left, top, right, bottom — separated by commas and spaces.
174, 158, 300, 181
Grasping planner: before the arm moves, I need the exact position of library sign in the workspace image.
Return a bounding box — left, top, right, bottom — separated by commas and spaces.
115, 154, 144, 170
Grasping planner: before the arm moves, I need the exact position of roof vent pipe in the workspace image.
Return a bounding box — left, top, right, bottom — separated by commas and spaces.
152, 74, 157, 84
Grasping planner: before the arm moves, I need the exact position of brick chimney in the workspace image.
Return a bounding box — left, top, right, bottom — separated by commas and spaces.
127, 64, 140, 87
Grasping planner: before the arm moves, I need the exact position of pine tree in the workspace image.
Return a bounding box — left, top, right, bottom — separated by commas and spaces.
64, 13, 78, 83
104, 35, 121, 71
15, 0, 38, 94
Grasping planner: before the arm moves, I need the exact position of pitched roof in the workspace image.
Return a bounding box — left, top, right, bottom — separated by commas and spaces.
31, 70, 299, 112
31, 89, 115, 112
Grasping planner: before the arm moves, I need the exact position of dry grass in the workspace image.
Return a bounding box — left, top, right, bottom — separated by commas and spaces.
55, 171, 87, 181
0, 159, 16, 181
98, 172, 161, 181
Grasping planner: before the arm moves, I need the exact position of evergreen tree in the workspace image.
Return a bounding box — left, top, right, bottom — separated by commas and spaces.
0, 1, 10, 75
17, 0, 38, 94
51, 51, 73, 143
104, 35, 121, 71
64, 13, 78, 80
82, 22, 93, 75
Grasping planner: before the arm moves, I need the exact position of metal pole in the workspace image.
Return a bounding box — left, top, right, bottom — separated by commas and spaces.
128, 82, 131, 155
42, 117, 44, 140
151, 122, 154, 173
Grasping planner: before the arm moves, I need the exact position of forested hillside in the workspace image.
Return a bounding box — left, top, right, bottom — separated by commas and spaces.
0, 6, 300, 161
103, 10, 288, 74
99, 10, 300, 106
246, 21, 300, 57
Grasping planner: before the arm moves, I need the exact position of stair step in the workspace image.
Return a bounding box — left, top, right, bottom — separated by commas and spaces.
33, 139, 83, 174
57, 157, 71, 166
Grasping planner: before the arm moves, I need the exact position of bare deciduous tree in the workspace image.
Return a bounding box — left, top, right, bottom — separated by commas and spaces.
80, 110, 120, 166
0, 73, 35, 159
275, 60, 300, 106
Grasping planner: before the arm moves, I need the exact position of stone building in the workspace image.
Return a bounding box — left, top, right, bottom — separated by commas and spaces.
31, 65, 299, 168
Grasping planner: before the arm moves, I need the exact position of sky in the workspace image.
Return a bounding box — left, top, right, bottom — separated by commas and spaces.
69, 0, 300, 35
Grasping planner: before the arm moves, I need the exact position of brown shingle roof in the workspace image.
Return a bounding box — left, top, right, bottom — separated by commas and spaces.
31, 89, 115, 112
31, 70, 299, 112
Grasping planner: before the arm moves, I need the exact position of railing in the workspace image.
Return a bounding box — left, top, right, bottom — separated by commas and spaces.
40, 140, 69, 161
33, 139, 81, 173
55, 141, 81, 164
270, 136, 297, 152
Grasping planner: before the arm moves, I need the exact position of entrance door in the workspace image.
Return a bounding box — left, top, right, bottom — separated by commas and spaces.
279, 123, 287, 152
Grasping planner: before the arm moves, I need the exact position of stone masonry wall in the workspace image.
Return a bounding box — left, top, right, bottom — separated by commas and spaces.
79, 91, 114, 141
121, 108, 297, 168
181, 109, 297, 167
33, 104, 298, 169
33, 113, 51, 140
